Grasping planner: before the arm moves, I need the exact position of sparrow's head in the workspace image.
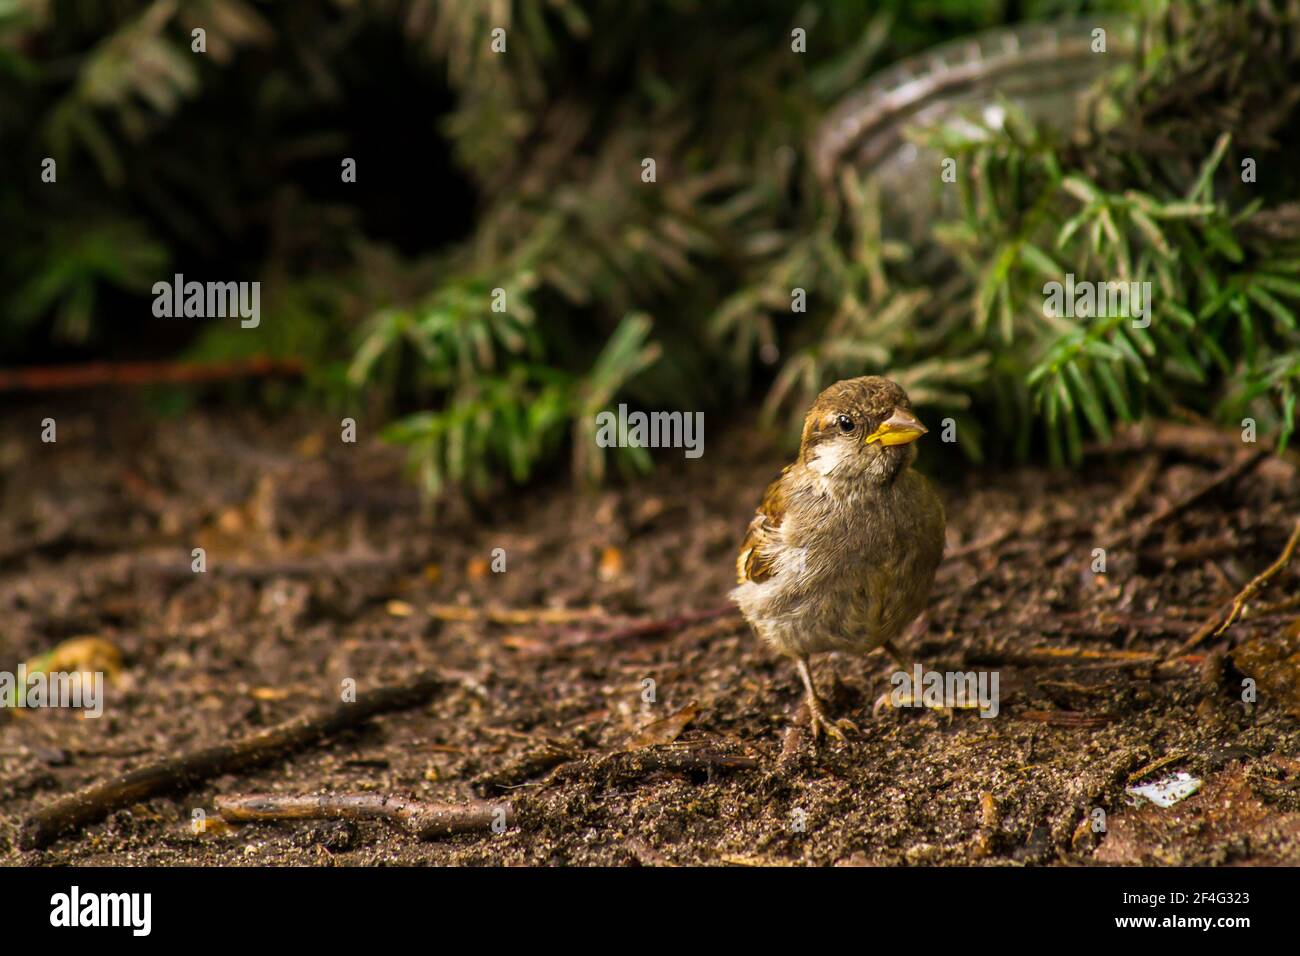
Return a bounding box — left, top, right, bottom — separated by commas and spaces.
798, 376, 927, 485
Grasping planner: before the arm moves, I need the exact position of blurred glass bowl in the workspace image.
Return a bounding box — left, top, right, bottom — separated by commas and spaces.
815, 19, 1138, 245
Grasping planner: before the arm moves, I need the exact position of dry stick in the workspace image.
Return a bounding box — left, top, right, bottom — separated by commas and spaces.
215, 793, 510, 840
485, 735, 757, 794
1126, 752, 1189, 784
1256, 593, 1300, 616
967, 646, 1205, 670
18, 670, 446, 851
974, 646, 1160, 665
1144, 532, 1239, 565
475, 742, 583, 793
1100, 447, 1268, 551
23, 601, 733, 847
0, 356, 303, 392
571, 745, 759, 784
1176, 598, 1238, 656
945, 525, 1016, 561
776, 720, 806, 773
1180, 514, 1300, 653
1016, 710, 1116, 728
1051, 609, 1201, 633
1101, 454, 1161, 533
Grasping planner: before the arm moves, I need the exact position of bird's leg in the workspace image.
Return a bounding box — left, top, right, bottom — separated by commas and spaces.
873, 639, 952, 721
795, 656, 859, 743
884, 639, 911, 671
874, 639, 916, 715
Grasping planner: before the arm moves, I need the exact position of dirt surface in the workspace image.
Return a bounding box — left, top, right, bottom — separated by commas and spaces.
3, 399, 1300, 866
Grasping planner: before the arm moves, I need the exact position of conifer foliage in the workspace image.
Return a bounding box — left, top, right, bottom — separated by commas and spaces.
3, 0, 1296, 495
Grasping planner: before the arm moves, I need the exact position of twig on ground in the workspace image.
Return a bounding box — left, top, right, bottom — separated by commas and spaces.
967, 646, 1204, 670
1101, 454, 1161, 533
1051, 610, 1201, 634
1182, 515, 1300, 652
589, 744, 760, 782
474, 742, 585, 794
0, 357, 303, 392
1016, 710, 1116, 728
776, 719, 806, 774
1143, 532, 1240, 565
1100, 448, 1268, 551
537, 741, 759, 789
1126, 752, 1189, 784
1175, 598, 1237, 656
945, 526, 1016, 561
215, 792, 510, 840
18, 671, 447, 850
1256, 594, 1300, 616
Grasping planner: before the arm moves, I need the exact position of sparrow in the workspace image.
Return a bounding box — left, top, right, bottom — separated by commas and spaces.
731, 376, 945, 742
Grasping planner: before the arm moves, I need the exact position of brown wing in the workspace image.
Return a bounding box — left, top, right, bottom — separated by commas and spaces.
736, 466, 790, 584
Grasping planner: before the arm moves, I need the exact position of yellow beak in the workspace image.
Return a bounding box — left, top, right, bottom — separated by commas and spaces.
864, 407, 928, 446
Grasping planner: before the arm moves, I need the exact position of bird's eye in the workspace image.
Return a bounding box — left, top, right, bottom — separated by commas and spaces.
836, 415, 855, 433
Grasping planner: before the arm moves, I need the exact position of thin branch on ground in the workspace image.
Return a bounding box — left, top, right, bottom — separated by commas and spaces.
1016, 710, 1116, 728
966, 646, 1205, 670
0, 357, 303, 391
945, 526, 1016, 561
215, 792, 511, 840
1100, 448, 1268, 550
578, 744, 760, 783
1101, 454, 1161, 532
18, 671, 448, 850
1182, 515, 1300, 652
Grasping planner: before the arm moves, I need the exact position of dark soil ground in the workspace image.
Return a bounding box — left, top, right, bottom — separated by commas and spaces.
3, 399, 1300, 866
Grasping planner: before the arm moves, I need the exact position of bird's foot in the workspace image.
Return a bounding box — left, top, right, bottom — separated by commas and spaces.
806, 698, 860, 743
872, 688, 953, 722
875, 643, 954, 722
793, 656, 858, 746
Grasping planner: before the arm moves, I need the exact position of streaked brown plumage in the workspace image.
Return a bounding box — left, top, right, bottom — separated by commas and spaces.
731, 376, 945, 741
